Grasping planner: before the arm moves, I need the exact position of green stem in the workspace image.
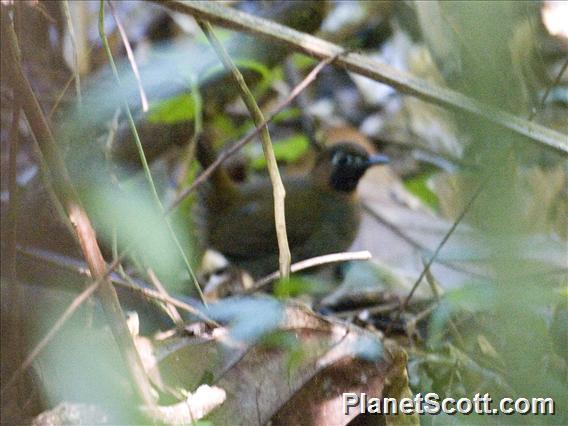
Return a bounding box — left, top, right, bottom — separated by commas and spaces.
98, 0, 205, 303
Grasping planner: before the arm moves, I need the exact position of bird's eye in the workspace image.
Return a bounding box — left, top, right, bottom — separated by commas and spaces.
332, 152, 347, 166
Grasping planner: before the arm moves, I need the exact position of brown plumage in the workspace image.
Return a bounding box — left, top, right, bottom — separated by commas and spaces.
196, 142, 389, 278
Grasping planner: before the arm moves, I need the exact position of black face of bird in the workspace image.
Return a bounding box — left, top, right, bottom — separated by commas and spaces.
325, 143, 390, 192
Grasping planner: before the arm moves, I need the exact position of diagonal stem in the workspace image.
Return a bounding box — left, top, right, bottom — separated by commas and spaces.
1, 12, 156, 408
198, 20, 291, 278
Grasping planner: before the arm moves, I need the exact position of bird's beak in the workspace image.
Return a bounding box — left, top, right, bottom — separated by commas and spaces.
367, 154, 390, 166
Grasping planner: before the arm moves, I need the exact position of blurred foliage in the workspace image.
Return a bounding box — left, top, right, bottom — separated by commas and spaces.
251, 134, 310, 170
409, 2, 568, 424
1, 0, 566, 424
403, 172, 439, 210
147, 93, 196, 124
273, 275, 333, 298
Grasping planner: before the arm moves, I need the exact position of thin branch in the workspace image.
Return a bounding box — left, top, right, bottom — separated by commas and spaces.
108, 0, 148, 112
251, 250, 372, 291
48, 44, 97, 119
17, 246, 218, 326
174, 77, 203, 202
6, 87, 21, 318
400, 183, 485, 311
115, 279, 217, 326
362, 202, 487, 279
154, 0, 567, 155
198, 20, 291, 278
4, 1, 24, 407
98, 1, 158, 204
168, 53, 339, 212
422, 262, 465, 347
47, 73, 74, 119
186, 77, 203, 170
147, 268, 184, 327
62, 0, 82, 103
283, 57, 321, 149
529, 57, 568, 121
98, 1, 205, 303
2, 13, 156, 407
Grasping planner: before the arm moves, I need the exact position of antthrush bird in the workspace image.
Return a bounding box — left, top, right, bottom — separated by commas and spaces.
196, 142, 389, 278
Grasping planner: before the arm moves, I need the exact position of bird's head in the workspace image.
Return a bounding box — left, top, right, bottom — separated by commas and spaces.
313, 142, 389, 193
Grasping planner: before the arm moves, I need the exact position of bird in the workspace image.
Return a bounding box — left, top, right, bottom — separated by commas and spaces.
195, 141, 389, 279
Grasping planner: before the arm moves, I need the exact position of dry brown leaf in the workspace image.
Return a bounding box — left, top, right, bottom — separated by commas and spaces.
148, 302, 414, 425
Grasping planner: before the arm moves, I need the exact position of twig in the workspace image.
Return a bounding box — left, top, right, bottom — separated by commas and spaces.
362, 202, 487, 279
114, 280, 217, 326
422, 263, 465, 347
400, 183, 485, 312
62, 0, 82, 103
529, 57, 568, 121
410, 303, 437, 325
116, 284, 216, 325
251, 250, 372, 291
98, 1, 205, 303
5, 1, 24, 407
198, 20, 291, 278
153, 0, 567, 155
283, 57, 321, 149
175, 77, 203, 199
147, 268, 184, 327
17, 246, 218, 326
98, 1, 158, 205
47, 73, 74, 119
186, 77, 203, 171
6, 90, 22, 346
168, 53, 339, 211
48, 44, 97, 119
2, 13, 156, 407
108, 0, 148, 112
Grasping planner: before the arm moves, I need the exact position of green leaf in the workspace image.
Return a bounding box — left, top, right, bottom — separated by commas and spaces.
147, 93, 195, 124
291, 52, 317, 70
404, 173, 439, 209
251, 134, 310, 170
271, 106, 301, 123
274, 275, 332, 298
200, 58, 271, 87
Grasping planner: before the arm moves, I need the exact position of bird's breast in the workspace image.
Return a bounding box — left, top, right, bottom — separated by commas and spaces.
196, 176, 363, 276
